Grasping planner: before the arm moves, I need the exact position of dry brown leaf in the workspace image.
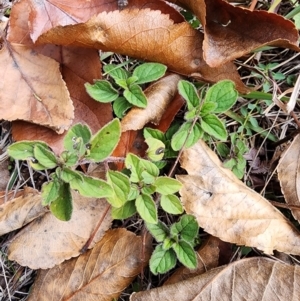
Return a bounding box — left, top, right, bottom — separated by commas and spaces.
36, 8, 247, 92
0, 187, 47, 235
131, 257, 300, 301
8, 192, 112, 269
278, 135, 300, 222
27, 228, 151, 301
12, 46, 113, 154
121, 74, 182, 132
170, 0, 300, 67
177, 140, 300, 255
164, 236, 229, 285
0, 32, 74, 133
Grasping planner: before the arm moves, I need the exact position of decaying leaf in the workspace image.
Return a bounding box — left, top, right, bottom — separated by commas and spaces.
131, 257, 300, 301
8, 192, 112, 269
278, 135, 300, 222
177, 140, 300, 255
36, 8, 247, 92
169, 0, 300, 67
0, 39, 74, 133
121, 74, 182, 132
12, 46, 113, 154
0, 187, 48, 235
27, 228, 152, 301
164, 236, 230, 285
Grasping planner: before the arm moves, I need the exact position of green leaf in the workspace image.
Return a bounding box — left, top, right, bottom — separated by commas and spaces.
113, 97, 132, 118
140, 159, 160, 179
145, 137, 165, 161
172, 240, 197, 269
223, 158, 237, 169
216, 142, 230, 158
146, 221, 169, 242
160, 195, 183, 214
126, 76, 138, 86
124, 85, 147, 108
200, 101, 218, 115
29, 159, 49, 171
85, 80, 119, 102
41, 180, 61, 206
33, 144, 58, 169
7, 141, 48, 161
154, 177, 182, 195
69, 174, 113, 198
205, 80, 238, 113
86, 119, 121, 162
162, 237, 175, 250
125, 153, 143, 182
49, 182, 73, 221
103, 64, 129, 81
136, 194, 157, 224
106, 170, 130, 208
170, 214, 199, 242
128, 184, 139, 201
60, 167, 83, 183
60, 151, 79, 167
111, 200, 136, 219
133, 63, 167, 85
63, 123, 92, 156
149, 245, 177, 275
201, 115, 227, 141
178, 80, 200, 109
143, 128, 165, 141
141, 185, 156, 195
115, 79, 128, 89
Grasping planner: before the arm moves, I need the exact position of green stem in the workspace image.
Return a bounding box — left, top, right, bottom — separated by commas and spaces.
224, 110, 278, 142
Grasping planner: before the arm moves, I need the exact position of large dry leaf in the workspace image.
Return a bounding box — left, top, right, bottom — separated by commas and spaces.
36, 8, 247, 92
170, 0, 300, 67
164, 236, 229, 285
278, 135, 300, 222
177, 140, 300, 255
8, 192, 112, 269
12, 46, 113, 154
131, 257, 300, 301
121, 74, 182, 132
0, 187, 47, 235
0, 39, 74, 133
28, 228, 151, 301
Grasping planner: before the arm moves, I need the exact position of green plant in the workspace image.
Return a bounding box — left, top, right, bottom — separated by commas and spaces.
107, 153, 183, 223
84, 62, 167, 117
146, 214, 199, 274
7, 119, 121, 221
171, 79, 238, 151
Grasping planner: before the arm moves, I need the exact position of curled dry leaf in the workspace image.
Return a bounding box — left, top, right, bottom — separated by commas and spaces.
169, 0, 300, 67
27, 228, 152, 301
0, 187, 48, 236
278, 135, 300, 222
131, 257, 300, 301
0, 38, 74, 133
12, 46, 113, 154
36, 8, 247, 92
164, 236, 229, 285
177, 140, 300, 255
121, 74, 182, 132
8, 192, 112, 269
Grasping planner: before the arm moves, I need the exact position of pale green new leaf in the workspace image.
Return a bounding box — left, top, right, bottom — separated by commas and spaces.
41, 180, 61, 206
145, 137, 165, 161
149, 245, 176, 275
60, 167, 83, 183
133, 63, 167, 85
143, 128, 165, 141
172, 240, 197, 269
85, 80, 119, 102
146, 221, 169, 242
124, 84, 147, 108
201, 115, 227, 141
125, 153, 143, 183
7, 141, 48, 161
205, 80, 238, 113
33, 144, 58, 169
103, 64, 129, 81
136, 194, 157, 224
111, 201, 136, 219
86, 118, 121, 162
178, 80, 200, 109
160, 194, 183, 214
106, 170, 130, 208
154, 177, 182, 195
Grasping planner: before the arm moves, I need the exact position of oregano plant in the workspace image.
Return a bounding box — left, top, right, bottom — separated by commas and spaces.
7, 119, 121, 221
171, 80, 238, 151
84, 62, 167, 117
